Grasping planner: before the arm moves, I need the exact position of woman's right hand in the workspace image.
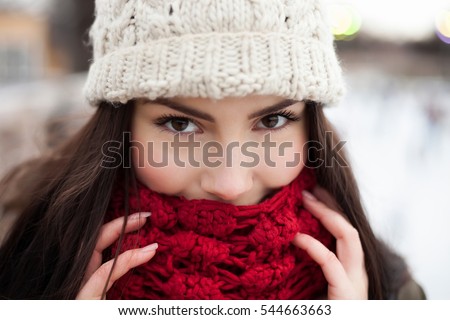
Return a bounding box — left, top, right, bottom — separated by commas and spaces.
76, 212, 158, 299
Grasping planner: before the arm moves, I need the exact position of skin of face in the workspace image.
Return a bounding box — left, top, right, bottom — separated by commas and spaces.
131, 95, 308, 206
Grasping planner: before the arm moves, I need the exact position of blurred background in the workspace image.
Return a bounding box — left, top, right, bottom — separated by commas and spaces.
0, 0, 449, 299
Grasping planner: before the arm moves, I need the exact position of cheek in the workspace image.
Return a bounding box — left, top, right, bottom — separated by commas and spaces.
132, 146, 193, 195
131, 124, 193, 195
261, 142, 305, 188
258, 128, 308, 188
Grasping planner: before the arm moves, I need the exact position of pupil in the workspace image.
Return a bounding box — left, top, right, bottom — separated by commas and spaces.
172, 119, 189, 131
262, 115, 279, 128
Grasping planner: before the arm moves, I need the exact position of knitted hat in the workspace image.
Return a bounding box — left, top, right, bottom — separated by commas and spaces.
83, 0, 345, 106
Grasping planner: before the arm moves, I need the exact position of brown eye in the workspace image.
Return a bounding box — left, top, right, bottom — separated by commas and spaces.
154, 114, 201, 134
261, 115, 280, 128
257, 115, 288, 129
164, 117, 200, 133
170, 119, 189, 131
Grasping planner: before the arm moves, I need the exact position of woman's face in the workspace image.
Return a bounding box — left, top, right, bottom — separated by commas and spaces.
131, 95, 308, 205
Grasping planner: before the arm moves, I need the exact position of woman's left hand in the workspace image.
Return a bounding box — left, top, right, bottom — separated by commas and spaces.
291, 187, 368, 299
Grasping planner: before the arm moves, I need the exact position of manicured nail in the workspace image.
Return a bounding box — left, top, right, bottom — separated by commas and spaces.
128, 212, 152, 220
141, 243, 158, 252
302, 190, 317, 201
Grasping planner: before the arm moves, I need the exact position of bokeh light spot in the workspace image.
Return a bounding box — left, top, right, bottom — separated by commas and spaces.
329, 4, 362, 41
435, 9, 450, 44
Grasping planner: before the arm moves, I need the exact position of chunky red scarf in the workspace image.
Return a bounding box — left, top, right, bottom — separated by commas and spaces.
106, 168, 335, 299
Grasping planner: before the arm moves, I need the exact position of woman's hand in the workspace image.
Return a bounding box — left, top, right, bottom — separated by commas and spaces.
292, 187, 368, 299
76, 212, 158, 299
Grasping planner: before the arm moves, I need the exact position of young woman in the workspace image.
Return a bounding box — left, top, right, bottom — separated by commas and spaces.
0, 0, 425, 300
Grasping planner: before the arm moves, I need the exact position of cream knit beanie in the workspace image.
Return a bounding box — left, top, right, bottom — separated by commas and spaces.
83, 0, 345, 106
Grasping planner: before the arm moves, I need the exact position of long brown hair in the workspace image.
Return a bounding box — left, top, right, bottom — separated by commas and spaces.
0, 100, 409, 299
0, 101, 134, 299
305, 101, 410, 299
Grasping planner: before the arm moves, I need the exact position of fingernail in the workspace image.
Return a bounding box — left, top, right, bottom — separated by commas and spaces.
302, 190, 317, 201
141, 243, 158, 252
128, 212, 152, 220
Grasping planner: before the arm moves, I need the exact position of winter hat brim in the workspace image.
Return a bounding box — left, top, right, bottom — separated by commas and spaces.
83, 32, 345, 106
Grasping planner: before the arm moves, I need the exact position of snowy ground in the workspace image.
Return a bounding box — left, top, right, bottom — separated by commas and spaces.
1, 70, 449, 299
326, 69, 450, 299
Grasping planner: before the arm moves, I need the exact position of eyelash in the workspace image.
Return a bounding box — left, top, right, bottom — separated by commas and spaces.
153, 113, 196, 134
264, 110, 301, 128
153, 110, 302, 135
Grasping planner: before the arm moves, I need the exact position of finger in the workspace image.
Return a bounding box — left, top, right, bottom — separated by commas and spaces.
77, 243, 158, 300
302, 190, 364, 275
292, 233, 348, 290
96, 212, 152, 252
84, 212, 151, 282
312, 186, 343, 213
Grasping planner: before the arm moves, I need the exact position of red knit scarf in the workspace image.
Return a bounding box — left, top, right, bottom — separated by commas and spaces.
106, 168, 335, 299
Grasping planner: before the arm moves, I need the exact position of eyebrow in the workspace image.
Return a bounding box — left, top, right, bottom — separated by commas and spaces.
248, 99, 298, 119
154, 98, 215, 122
153, 98, 299, 122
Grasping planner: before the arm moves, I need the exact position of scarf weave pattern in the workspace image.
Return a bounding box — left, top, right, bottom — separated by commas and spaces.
107, 168, 334, 299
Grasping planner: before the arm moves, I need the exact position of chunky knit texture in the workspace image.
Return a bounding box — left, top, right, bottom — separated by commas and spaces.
106, 168, 335, 299
84, 0, 345, 106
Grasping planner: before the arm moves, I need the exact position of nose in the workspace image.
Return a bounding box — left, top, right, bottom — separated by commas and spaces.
201, 166, 253, 202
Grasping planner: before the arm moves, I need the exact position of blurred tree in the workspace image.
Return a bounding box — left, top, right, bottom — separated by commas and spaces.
48, 0, 95, 72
